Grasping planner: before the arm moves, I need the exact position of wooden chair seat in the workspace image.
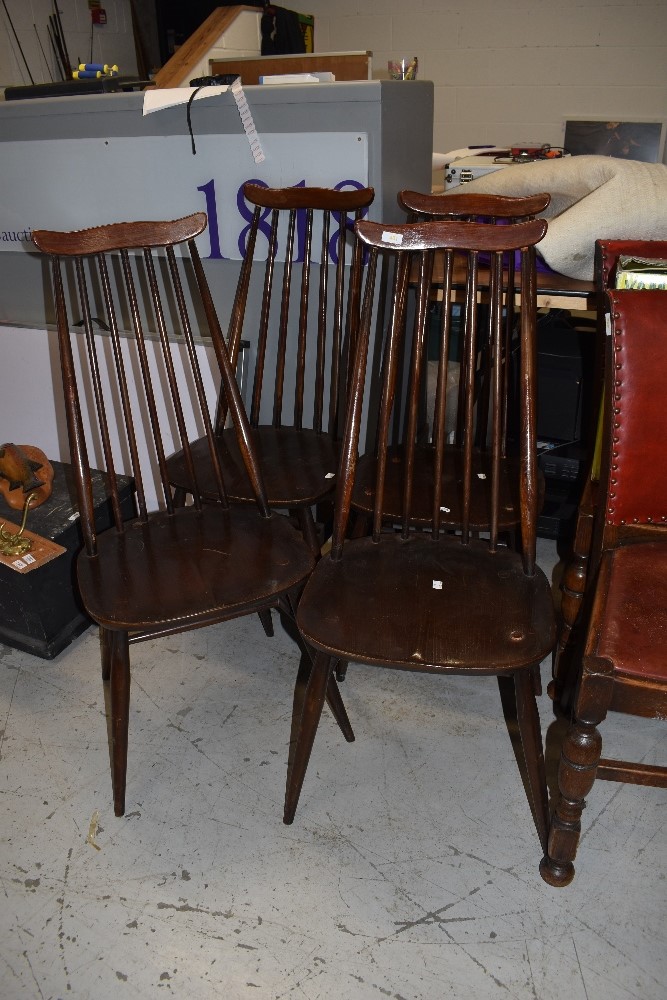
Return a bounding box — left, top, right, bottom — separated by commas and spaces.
594, 542, 667, 684
169, 426, 338, 509
77, 505, 314, 632
297, 532, 554, 672
352, 446, 544, 530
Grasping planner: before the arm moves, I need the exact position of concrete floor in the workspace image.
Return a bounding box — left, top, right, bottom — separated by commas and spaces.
1, 540, 666, 999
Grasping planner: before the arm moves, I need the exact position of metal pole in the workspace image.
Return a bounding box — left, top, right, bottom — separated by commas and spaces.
1, 0, 35, 84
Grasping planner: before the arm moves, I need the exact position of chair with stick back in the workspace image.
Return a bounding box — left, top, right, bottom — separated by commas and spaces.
284, 214, 556, 862
166, 183, 374, 559
32, 212, 352, 817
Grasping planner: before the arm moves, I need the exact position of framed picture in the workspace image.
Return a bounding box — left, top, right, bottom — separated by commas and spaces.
563, 118, 666, 163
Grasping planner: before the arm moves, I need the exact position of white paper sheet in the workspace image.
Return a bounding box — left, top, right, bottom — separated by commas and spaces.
142, 86, 229, 116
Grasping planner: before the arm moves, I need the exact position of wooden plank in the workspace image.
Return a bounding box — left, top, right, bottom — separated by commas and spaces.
154, 6, 260, 89
211, 52, 372, 84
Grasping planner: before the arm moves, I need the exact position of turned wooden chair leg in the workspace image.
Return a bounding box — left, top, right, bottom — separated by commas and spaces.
108, 629, 131, 818
540, 715, 603, 887
514, 668, 550, 853
550, 551, 589, 709
284, 651, 335, 824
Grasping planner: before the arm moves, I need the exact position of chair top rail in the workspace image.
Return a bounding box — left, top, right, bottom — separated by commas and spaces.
32, 213, 207, 256
399, 189, 551, 219
244, 182, 375, 212
356, 218, 547, 254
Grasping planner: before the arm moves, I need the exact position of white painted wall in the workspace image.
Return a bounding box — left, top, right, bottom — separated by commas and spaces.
304, 0, 667, 172
0, 0, 138, 88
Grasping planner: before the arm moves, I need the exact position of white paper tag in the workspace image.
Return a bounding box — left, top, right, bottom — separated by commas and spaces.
382, 231, 403, 245
231, 78, 265, 164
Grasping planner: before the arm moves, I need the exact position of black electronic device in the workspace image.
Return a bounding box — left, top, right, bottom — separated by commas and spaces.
189, 73, 239, 87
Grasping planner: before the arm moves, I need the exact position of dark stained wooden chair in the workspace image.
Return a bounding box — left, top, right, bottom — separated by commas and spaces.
541, 289, 667, 886
284, 215, 557, 860
166, 183, 375, 559
349, 190, 551, 534
550, 239, 667, 712
32, 213, 352, 817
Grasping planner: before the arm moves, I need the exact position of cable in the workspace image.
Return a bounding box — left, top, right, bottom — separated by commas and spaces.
2, 0, 35, 84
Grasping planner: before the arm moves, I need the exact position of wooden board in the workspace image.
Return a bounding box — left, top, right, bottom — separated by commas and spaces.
0, 523, 66, 573
210, 52, 372, 85
154, 5, 261, 89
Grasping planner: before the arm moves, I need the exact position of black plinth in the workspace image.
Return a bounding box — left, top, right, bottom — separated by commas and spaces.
0, 461, 135, 659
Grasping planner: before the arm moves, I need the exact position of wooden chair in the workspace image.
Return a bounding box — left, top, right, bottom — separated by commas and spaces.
32, 213, 352, 817
541, 289, 667, 887
550, 239, 667, 712
349, 190, 551, 536
166, 183, 375, 558
284, 215, 556, 860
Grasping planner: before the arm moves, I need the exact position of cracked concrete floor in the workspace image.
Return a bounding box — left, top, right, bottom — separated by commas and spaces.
1, 539, 666, 999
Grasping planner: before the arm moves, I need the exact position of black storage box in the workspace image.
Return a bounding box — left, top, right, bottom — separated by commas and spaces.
0, 461, 135, 659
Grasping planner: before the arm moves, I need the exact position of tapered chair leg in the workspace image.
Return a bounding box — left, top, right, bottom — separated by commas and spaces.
513, 667, 550, 852
325, 675, 355, 742
100, 627, 112, 682
108, 630, 131, 817
257, 608, 274, 637
295, 506, 322, 559
171, 485, 188, 508
284, 651, 336, 824
335, 659, 349, 682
